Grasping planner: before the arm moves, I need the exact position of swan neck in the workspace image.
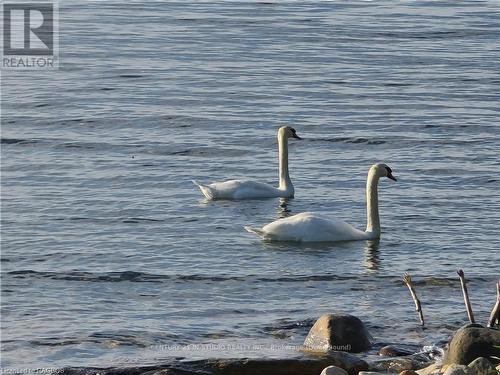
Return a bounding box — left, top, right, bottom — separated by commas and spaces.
278, 132, 292, 191
365, 169, 381, 237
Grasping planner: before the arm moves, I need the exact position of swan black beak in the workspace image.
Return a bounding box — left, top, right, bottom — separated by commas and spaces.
292, 134, 302, 140
388, 173, 397, 181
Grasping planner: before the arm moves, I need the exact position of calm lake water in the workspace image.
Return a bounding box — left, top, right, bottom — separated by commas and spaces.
1, 0, 500, 369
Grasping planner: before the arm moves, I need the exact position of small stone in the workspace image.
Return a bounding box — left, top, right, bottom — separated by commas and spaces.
442, 364, 472, 375
369, 357, 416, 372
467, 357, 496, 375
320, 365, 349, 375
399, 371, 419, 375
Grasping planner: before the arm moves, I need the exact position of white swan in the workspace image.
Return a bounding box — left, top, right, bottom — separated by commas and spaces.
245, 163, 397, 242
193, 126, 301, 200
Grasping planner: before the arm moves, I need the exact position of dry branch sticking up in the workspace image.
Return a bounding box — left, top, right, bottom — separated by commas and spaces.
487, 280, 500, 328
403, 273, 424, 326
457, 269, 475, 324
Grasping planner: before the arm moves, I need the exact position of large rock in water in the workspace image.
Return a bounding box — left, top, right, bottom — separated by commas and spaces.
56, 355, 369, 375
303, 314, 372, 353
443, 325, 500, 365
201, 355, 368, 375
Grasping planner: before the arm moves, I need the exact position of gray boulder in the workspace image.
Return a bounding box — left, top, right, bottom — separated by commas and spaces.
467, 357, 496, 375
443, 325, 500, 365
303, 314, 372, 353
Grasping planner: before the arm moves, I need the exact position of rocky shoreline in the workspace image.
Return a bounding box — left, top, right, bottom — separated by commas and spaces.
28, 314, 499, 375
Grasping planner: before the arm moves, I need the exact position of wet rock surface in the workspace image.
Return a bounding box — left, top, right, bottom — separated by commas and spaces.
369, 355, 432, 374
379, 345, 416, 357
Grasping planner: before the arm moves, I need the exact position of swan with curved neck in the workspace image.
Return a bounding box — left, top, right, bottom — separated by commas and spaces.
245, 163, 397, 242
193, 126, 301, 200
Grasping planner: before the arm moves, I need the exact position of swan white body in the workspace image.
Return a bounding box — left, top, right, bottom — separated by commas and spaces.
245, 163, 397, 242
193, 126, 300, 200
193, 179, 286, 200
245, 212, 372, 242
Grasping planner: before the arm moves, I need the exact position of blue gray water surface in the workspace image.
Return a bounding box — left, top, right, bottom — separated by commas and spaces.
1, 0, 500, 369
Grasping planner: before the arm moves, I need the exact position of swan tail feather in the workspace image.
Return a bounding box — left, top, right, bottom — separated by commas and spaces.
244, 226, 266, 238
192, 180, 214, 200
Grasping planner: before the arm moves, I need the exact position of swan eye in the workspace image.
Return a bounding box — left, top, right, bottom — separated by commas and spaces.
290, 128, 296, 133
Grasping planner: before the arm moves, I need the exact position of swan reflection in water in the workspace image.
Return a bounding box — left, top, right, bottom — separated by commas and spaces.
364, 239, 380, 271
277, 197, 292, 219
261, 227, 382, 267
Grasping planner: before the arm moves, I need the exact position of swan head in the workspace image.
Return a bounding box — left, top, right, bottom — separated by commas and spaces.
278, 126, 302, 140
371, 163, 397, 181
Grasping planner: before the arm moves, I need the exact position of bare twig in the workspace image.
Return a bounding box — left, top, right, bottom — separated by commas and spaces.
457, 269, 475, 324
403, 273, 425, 326
487, 280, 500, 328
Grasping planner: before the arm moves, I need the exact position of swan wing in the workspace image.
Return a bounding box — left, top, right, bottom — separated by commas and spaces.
251, 212, 368, 242
195, 179, 282, 199
231, 180, 282, 199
